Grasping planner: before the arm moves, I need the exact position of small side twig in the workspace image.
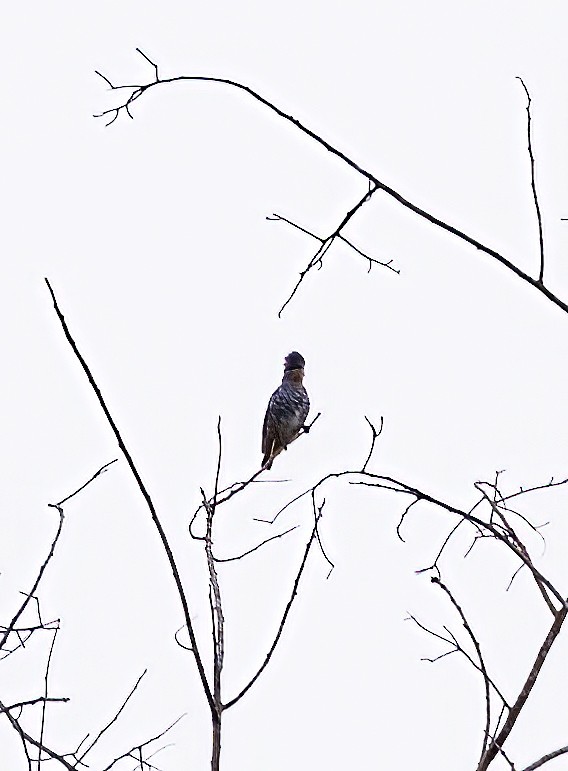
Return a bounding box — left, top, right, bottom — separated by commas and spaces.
213, 525, 299, 563
521, 744, 568, 771
77, 670, 148, 763
276, 184, 399, 316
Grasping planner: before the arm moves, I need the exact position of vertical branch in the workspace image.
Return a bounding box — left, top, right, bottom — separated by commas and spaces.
516, 76, 545, 283
202, 418, 225, 771
37, 625, 59, 769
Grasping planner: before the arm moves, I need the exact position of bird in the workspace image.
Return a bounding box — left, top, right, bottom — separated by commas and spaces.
261, 352, 310, 470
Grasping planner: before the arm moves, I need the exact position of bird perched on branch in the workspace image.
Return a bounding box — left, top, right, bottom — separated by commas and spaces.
262, 351, 310, 470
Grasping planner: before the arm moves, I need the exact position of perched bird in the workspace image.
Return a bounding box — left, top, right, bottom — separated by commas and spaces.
262, 351, 310, 469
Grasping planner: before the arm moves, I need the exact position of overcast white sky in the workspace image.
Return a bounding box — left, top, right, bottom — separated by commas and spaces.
2, 1, 568, 769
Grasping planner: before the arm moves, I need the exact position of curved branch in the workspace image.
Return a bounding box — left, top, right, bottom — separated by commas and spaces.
223, 510, 322, 710
95, 52, 568, 317
521, 745, 568, 771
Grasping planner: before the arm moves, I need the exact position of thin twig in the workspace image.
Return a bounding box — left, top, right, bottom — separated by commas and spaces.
278, 185, 389, 316
101, 714, 185, 771
214, 525, 299, 562
223, 511, 323, 709
77, 670, 148, 762
361, 416, 383, 472
431, 577, 492, 764
0, 698, 75, 771
516, 77, 545, 283
38, 626, 59, 769
55, 459, 118, 506
0, 511, 64, 651
1, 697, 69, 713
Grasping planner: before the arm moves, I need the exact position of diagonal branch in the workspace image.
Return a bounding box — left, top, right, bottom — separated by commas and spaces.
100, 714, 185, 771
431, 577, 493, 764
94, 51, 568, 317
44, 278, 216, 717
223, 507, 323, 710
272, 184, 398, 315
0, 511, 64, 652
213, 525, 299, 563
76, 670, 148, 763
521, 744, 568, 771
0, 698, 76, 770
477, 605, 568, 771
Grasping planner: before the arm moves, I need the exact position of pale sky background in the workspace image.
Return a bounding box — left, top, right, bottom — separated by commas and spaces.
2, 1, 568, 769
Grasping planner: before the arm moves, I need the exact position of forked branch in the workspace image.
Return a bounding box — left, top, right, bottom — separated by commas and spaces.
94, 50, 568, 316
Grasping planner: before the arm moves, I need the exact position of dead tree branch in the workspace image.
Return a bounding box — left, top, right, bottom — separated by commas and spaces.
75, 670, 148, 764
516, 77, 545, 283
521, 745, 568, 771
271, 184, 399, 316
100, 714, 185, 771
44, 277, 216, 718
94, 50, 568, 316
477, 605, 568, 771
223, 504, 325, 709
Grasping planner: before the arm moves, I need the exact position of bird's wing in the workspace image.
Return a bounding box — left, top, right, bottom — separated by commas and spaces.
299, 387, 310, 426
261, 393, 276, 455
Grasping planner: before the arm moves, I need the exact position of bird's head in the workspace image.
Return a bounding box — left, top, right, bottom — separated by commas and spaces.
284, 351, 305, 372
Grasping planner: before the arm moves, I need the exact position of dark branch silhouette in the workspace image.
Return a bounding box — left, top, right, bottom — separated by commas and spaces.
270, 185, 399, 316
516, 77, 545, 283
94, 49, 568, 317
44, 277, 216, 717
521, 745, 568, 771
223, 504, 325, 709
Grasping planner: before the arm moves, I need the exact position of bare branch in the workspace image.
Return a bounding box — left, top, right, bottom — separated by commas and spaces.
77, 670, 148, 763
361, 415, 383, 472
0, 510, 64, 652
478, 606, 568, 770
0, 697, 70, 713
0, 698, 75, 771
431, 577, 493, 763
214, 525, 299, 563
101, 714, 185, 771
55, 459, 118, 506
193, 413, 321, 534
44, 278, 215, 717
474, 483, 558, 615
223, 509, 323, 710
352, 473, 566, 609
38, 625, 59, 767
407, 611, 510, 709
135, 47, 159, 82
94, 56, 568, 317
516, 77, 545, 283
270, 203, 398, 316
277, 184, 397, 315
521, 745, 568, 771
311, 497, 334, 577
